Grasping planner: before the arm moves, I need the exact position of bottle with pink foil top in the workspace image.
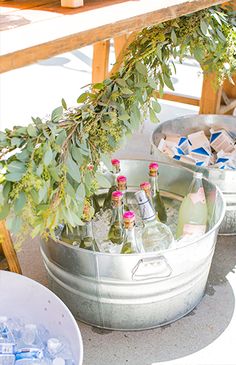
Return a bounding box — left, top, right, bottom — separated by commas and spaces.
121, 211, 140, 254
176, 172, 208, 239
107, 191, 124, 246
149, 162, 167, 223
117, 175, 129, 211
103, 159, 121, 210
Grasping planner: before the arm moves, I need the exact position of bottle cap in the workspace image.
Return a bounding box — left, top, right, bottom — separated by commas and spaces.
111, 159, 120, 166
111, 191, 123, 200
123, 211, 135, 220
47, 338, 62, 353
140, 181, 151, 191
0, 316, 7, 323
117, 175, 127, 183
149, 162, 159, 171
52, 358, 66, 365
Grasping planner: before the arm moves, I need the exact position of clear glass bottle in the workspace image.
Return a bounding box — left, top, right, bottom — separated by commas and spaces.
121, 211, 139, 254
149, 162, 167, 223
176, 172, 208, 239
107, 191, 124, 246
135, 190, 173, 252
117, 175, 129, 211
103, 159, 120, 210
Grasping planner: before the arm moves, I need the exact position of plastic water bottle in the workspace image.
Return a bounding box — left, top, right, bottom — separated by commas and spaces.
0, 316, 15, 365
15, 324, 44, 364
45, 338, 74, 365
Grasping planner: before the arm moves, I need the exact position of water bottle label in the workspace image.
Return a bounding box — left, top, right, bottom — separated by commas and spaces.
0, 354, 15, 365
189, 187, 206, 205
0, 343, 15, 354
15, 348, 43, 360
183, 224, 206, 236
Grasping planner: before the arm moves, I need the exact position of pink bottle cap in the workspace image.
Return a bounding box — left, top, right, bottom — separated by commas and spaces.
117, 175, 127, 183
123, 211, 135, 220
112, 190, 123, 200
149, 162, 159, 171
111, 159, 120, 166
140, 181, 151, 190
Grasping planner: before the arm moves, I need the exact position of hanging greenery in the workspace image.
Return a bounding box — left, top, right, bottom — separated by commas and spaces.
0, 5, 235, 243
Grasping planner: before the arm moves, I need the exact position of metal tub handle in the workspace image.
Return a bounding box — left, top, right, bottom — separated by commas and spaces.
131, 255, 172, 281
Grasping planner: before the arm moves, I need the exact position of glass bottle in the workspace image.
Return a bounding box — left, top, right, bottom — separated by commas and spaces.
103, 159, 121, 210
107, 191, 124, 246
121, 211, 139, 254
135, 190, 173, 252
149, 162, 167, 223
117, 175, 129, 211
60, 225, 80, 245
79, 220, 99, 251
176, 172, 208, 239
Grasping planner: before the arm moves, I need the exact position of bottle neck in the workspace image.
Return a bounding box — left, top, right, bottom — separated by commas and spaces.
111, 204, 123, 224
189, 175, 203, 194
149, 174, 159, 194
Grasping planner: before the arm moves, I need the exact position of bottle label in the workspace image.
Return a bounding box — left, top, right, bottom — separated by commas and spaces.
189, 187, 206, 205
183, 224, 206, 236
0, 343, 14, 354
138, 200, 155, 221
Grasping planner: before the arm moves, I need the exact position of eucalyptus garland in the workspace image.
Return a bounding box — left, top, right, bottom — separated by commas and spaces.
0, 5, 235, 242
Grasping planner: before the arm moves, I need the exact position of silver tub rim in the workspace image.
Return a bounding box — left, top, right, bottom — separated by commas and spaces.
52, 159, 226, 257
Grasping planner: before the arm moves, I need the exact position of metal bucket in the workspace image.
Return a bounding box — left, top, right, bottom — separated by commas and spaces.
40, 160, 225, 331
151, 115, 236, 235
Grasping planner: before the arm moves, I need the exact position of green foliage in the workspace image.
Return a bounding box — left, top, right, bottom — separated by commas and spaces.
0, 5, 235, 242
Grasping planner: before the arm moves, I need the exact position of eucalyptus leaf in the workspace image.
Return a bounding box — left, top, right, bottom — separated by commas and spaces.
0, 204, 10, 220
56, 130, 67, 145
66, 155, 81, 183
3, 182, 12, 201
152, 100, 161, 113
163, 74, 174, 91
61, 98, 67, 110
200, 18, 209, 36
76, 183, 86, 200
149, 108, 160, 124
51, 106, 63, 122
171, 29, 177, 45
135, 61, 147, 76
5, 172, 25, 182
8, 160, 26, 174
43, 148, 53, 166
27, 124, 38, 137
14, 192, 27, 214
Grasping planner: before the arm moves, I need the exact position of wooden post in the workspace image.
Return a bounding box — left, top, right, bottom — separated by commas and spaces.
92, 40, 110, 84
0, 220, 22, 274
199, 73, 223, 114
114, 35, 128, 59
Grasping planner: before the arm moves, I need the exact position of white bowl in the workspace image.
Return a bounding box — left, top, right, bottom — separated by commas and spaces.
0, 270, 83, 365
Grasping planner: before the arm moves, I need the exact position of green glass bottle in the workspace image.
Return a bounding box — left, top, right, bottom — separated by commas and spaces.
60, 225, 80, 245
121, 211, 139, 254
176, 172, 208, 239
107, 190, 124, 246
117, 175, 129, 212
103, 159, 120, 210
149, 162, 167, 223
80, 220, 100, 251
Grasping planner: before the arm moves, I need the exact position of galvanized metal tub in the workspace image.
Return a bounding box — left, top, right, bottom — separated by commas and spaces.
40, 160, 225, 331
151, 115, 236, 235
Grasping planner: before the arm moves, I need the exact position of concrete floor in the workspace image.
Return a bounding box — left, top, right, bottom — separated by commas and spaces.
1, 46, 236, 364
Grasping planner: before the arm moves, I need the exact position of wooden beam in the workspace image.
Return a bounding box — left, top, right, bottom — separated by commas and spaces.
155, 92, 200, 107
199, 73, 222, 114
0, 221, 22, 274
0, 0, 227, 73
92, 40, 110, 84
